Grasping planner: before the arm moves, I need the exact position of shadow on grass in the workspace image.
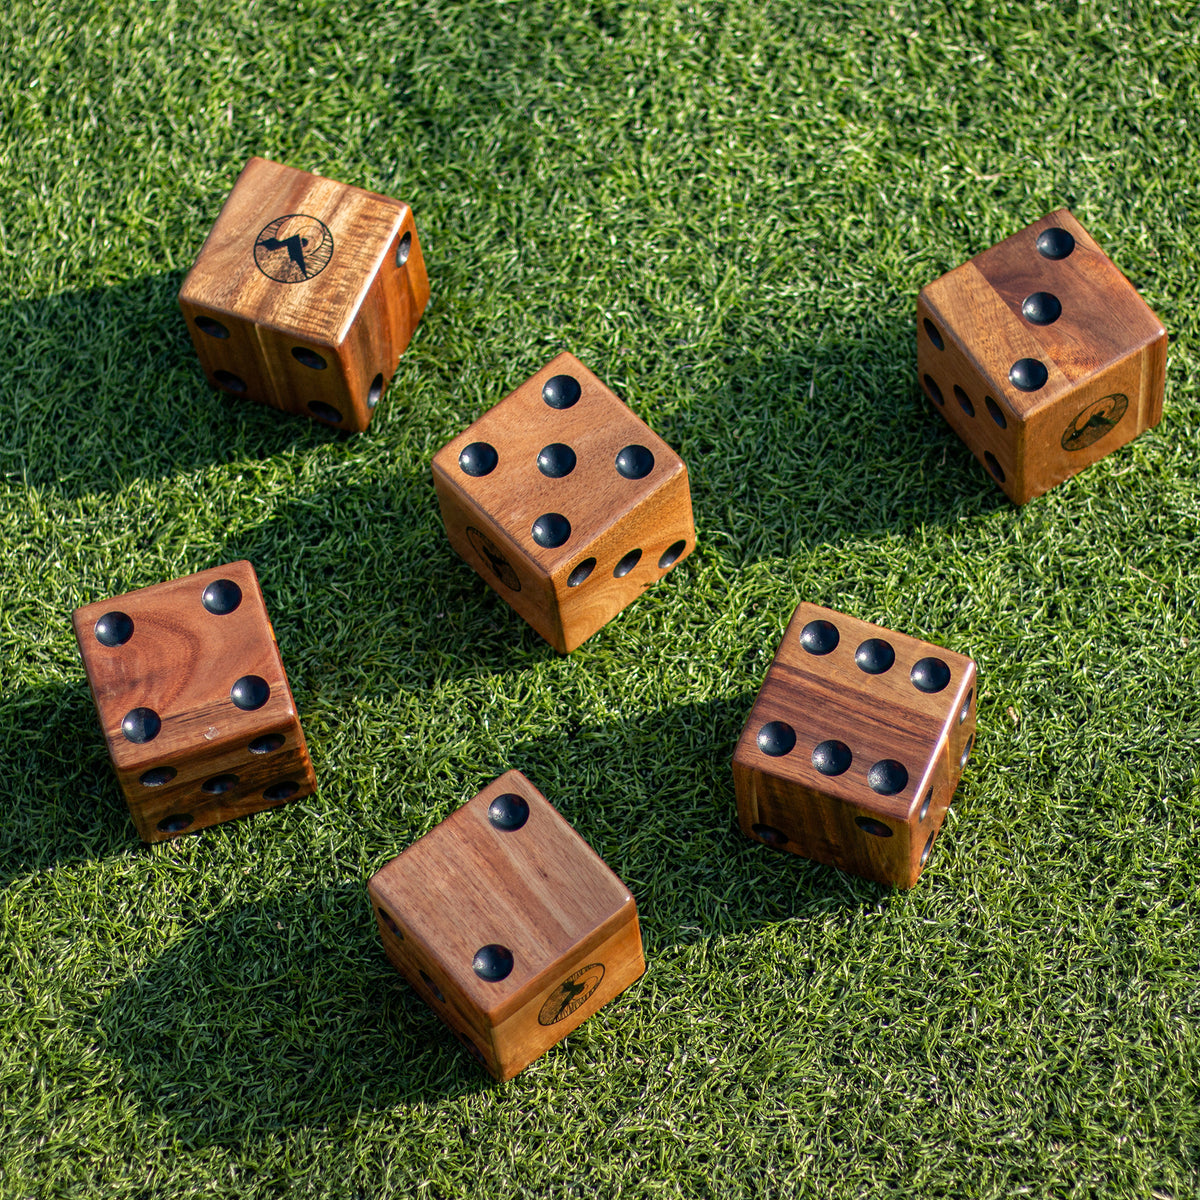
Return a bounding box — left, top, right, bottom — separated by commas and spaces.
93, 882, 491, 1144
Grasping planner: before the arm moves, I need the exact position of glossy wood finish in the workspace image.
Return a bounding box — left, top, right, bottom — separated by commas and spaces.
368, 770, 645, 1080
918, 209, 1167, 504
178, 157, 429, 433
432, 353, 696, 653
73, 561, 315, 842
733, 603, 977, 888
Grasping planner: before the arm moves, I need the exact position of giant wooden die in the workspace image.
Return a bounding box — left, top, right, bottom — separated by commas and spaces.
368, 770, 645, 1080
918, 209, 1167, 504
432, 353, 695, 653
733, 603, 977, 888
73, 561, 316, 842
178, 156, 429, 433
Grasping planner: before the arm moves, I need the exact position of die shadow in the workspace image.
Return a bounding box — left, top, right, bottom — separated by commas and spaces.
0, 275, 351, 501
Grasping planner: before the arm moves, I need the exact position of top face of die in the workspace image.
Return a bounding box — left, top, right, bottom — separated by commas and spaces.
369, 770, 635, 1023
72, 561, 297, 770
431, 353, 687, 574
919, 209, 1166, 418
734, 603, 976, 820
178, 157, 410, 345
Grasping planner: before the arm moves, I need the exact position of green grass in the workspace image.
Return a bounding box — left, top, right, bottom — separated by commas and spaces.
1, 0, 1198, 1196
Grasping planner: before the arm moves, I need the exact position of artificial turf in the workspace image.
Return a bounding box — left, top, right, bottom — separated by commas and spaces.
1, 1, 1198, 1196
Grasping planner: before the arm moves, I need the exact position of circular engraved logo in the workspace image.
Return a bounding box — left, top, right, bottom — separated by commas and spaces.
466, 526, 521, 592
1062, 393, 1129, 451
254, 214, 334, 283
538, 962, 605, 1026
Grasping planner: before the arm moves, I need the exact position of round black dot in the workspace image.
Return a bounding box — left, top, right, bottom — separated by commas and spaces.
960, 736, 974, 770
122, 707, 161, 744
811, 740, 852, 776
855, 639, 895, 675
567, 558, 596, 587
157, 813, 192, 833
249, 733, 285, 754
919, 788, 933, 821
367, 373, 384, 409
985, 396, 1008, 428
959, 689, 974, 724
202, 579, 242, 615
757, 721, 796, 757
94, 611, 134, 647
855, 815, 895, 837
291, 346, 327, 370
542, 374, 581, 409
473, 944, 514, 982
923, 374, 944, 405
195, 315, 229, 339
396, 231, 412, 267
867, 760, 909, 796
954, 386, 975, 417
531, 513, 571, 548
202, 773, 239, 795
800, 620, 839, 655
1022, 292, 1062, 325
1009, 358, 1048, 392
615, 445, 654, 480
488, 793, 530, 831
230, 675, 270, 711
459, 442, 498, 477
659, 540, 686, 569
752, 823, 788, 846
1036, 227, 1075, 260
307, 400, 344, 424
139, 767, 176, 787
985, 451, 1006, 482
923, 318, 945, 350
213, 370, 246, 393
613, 548, 642, 577
420, 970, 445, 1002
537, 443, 577, 478
920, 830, 936, 866
264, 780, 300, 802
911, 657, 951, 694
378, 908, 404, 938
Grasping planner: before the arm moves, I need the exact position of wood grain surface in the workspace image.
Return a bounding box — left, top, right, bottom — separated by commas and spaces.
733, 603, 977, 888
432, 352, 696, 653
178, 156, 429, 433
917, 209, 1166, 504
72, 560, 315, 842
368, 770, 645, 1080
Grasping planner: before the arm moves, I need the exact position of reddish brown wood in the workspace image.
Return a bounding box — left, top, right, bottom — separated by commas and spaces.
72, 561, 315, 842
432, 353, 696, 653
368, 770, 645, 1080
732, 603, 977, 888
918, 209, 1167, 504
178, 157, 430, 433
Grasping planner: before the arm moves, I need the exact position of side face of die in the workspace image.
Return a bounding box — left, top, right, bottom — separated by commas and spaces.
72, 561, 316, 842
733, 603, 977, 888
918, 209, 1167, 504
178, 156, 430, 433
431, 353, 696, 653
367, 770, 645, 1080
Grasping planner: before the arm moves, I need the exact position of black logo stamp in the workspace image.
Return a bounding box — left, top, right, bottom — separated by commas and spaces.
1062, 394, 1128, 451
538, 963, 605, 1026
466, 527, 521, 592
254, 214, 334, 283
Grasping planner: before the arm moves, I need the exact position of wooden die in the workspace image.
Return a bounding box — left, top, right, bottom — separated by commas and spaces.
73, 561, 315, 842
178, 156, 429, 433
733, 603, 977, 888
918, 209, 1167, 504
368, 770, 645, 1080
432, 353, 695, 653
